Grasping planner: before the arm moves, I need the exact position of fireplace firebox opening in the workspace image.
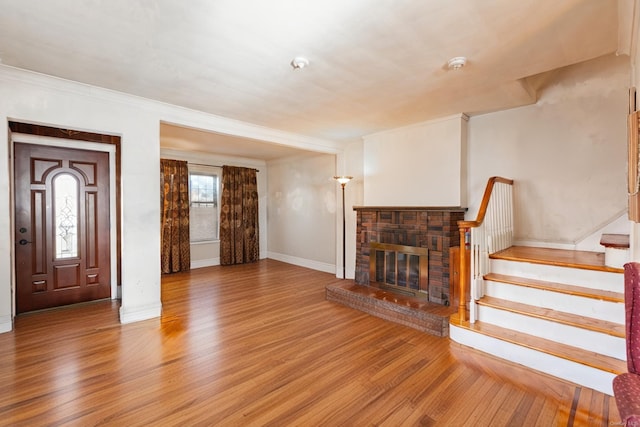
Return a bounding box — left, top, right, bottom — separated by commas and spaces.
369, 242, 428, 298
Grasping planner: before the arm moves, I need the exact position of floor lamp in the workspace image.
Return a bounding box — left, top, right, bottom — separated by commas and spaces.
334, 176, 352, 279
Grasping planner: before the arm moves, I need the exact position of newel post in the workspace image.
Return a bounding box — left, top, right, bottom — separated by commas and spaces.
458, 226, 469, 322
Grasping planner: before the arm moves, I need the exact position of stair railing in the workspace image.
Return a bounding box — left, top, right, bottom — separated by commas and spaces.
457, 177, 514, 323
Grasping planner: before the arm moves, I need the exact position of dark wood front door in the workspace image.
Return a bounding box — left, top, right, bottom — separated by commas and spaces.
14, 143, 111, 313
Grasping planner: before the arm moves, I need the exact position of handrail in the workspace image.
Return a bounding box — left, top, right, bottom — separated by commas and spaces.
458, 177, 513, 229
457, 176, 514, 322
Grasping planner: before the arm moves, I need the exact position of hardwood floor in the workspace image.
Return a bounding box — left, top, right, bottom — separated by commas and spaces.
0, 260, 619, 426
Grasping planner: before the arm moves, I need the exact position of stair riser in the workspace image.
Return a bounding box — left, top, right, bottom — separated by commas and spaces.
477, 305, 626, 359
490, 259, 623, 292
450, 324, 615, 395
604, 247, 629, 269
484, 280, 624, 324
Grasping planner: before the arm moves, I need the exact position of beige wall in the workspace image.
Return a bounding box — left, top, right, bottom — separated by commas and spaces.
267, 152, 337, 273
362, 114, 468, 207
467, 54, 630, 246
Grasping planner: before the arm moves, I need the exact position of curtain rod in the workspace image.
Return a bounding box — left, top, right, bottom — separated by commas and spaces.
188, 162, 259, 172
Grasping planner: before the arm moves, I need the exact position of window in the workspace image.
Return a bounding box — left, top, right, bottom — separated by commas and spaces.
189, 170, 220, 242
53, 173, 79, 258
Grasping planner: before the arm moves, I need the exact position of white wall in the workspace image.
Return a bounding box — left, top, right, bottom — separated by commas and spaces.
160, 148, 268, 268
267, 152, 337, 273
0, 66, 340, 333
363, 114, 468, 207
0, 70, 163, 328
467, 54, 630, 246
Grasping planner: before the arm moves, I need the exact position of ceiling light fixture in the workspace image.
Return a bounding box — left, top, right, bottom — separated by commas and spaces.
290, 56, 310, 70
447, 56, 467, 71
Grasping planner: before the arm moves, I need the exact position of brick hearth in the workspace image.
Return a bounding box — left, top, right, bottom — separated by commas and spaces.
326, 280, 455, 336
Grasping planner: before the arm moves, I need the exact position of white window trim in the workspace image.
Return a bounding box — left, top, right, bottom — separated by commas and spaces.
188, 164, 222, 244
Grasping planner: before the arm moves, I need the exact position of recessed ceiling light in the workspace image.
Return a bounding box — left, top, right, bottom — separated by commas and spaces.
447, 56, 467, 71
291, 56, 310, 70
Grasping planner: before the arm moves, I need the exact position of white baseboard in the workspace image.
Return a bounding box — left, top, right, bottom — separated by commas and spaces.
191, 257, 220, 269
119, 302, 162, 324
267, 252, 335, 274
0, 315, 12, 333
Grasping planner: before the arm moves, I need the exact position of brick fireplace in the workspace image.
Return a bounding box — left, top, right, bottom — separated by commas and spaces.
354, 206, 466, 305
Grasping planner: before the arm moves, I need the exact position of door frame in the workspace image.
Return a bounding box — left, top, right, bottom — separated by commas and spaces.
10, 133, 119, 314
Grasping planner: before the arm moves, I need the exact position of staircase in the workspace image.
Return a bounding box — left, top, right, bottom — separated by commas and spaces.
449, 245, 626, 395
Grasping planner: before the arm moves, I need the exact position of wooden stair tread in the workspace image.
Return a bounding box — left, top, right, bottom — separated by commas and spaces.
484, 272, 624, 303
490, 246, 623, 273
477, 295, 625, 338
600, 233, 630, 249
450, 314, 626, 375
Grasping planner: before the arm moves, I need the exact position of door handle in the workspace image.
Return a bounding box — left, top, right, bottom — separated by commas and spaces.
18, 239, 31, 245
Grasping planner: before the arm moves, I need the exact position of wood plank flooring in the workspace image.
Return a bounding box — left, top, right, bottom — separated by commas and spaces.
0, 260, 620, 426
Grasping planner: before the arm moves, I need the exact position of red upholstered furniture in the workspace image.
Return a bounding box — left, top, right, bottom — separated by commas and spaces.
613, 262, 640, 426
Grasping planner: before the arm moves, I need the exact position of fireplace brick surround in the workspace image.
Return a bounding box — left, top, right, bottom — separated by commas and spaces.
354, 206, 466, 305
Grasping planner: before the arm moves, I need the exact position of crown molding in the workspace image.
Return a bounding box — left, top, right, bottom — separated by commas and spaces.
0, 64, 344, 155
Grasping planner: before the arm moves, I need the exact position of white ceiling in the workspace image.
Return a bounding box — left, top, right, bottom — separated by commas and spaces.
160, 122, 313, 161
0, 0, 626, 159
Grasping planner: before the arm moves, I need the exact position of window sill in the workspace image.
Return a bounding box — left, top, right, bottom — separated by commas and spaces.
190, 240, 220, 245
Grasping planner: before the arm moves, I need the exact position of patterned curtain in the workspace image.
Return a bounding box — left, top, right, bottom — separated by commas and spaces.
220, 165, 259, 265
160, 159, 191, 273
